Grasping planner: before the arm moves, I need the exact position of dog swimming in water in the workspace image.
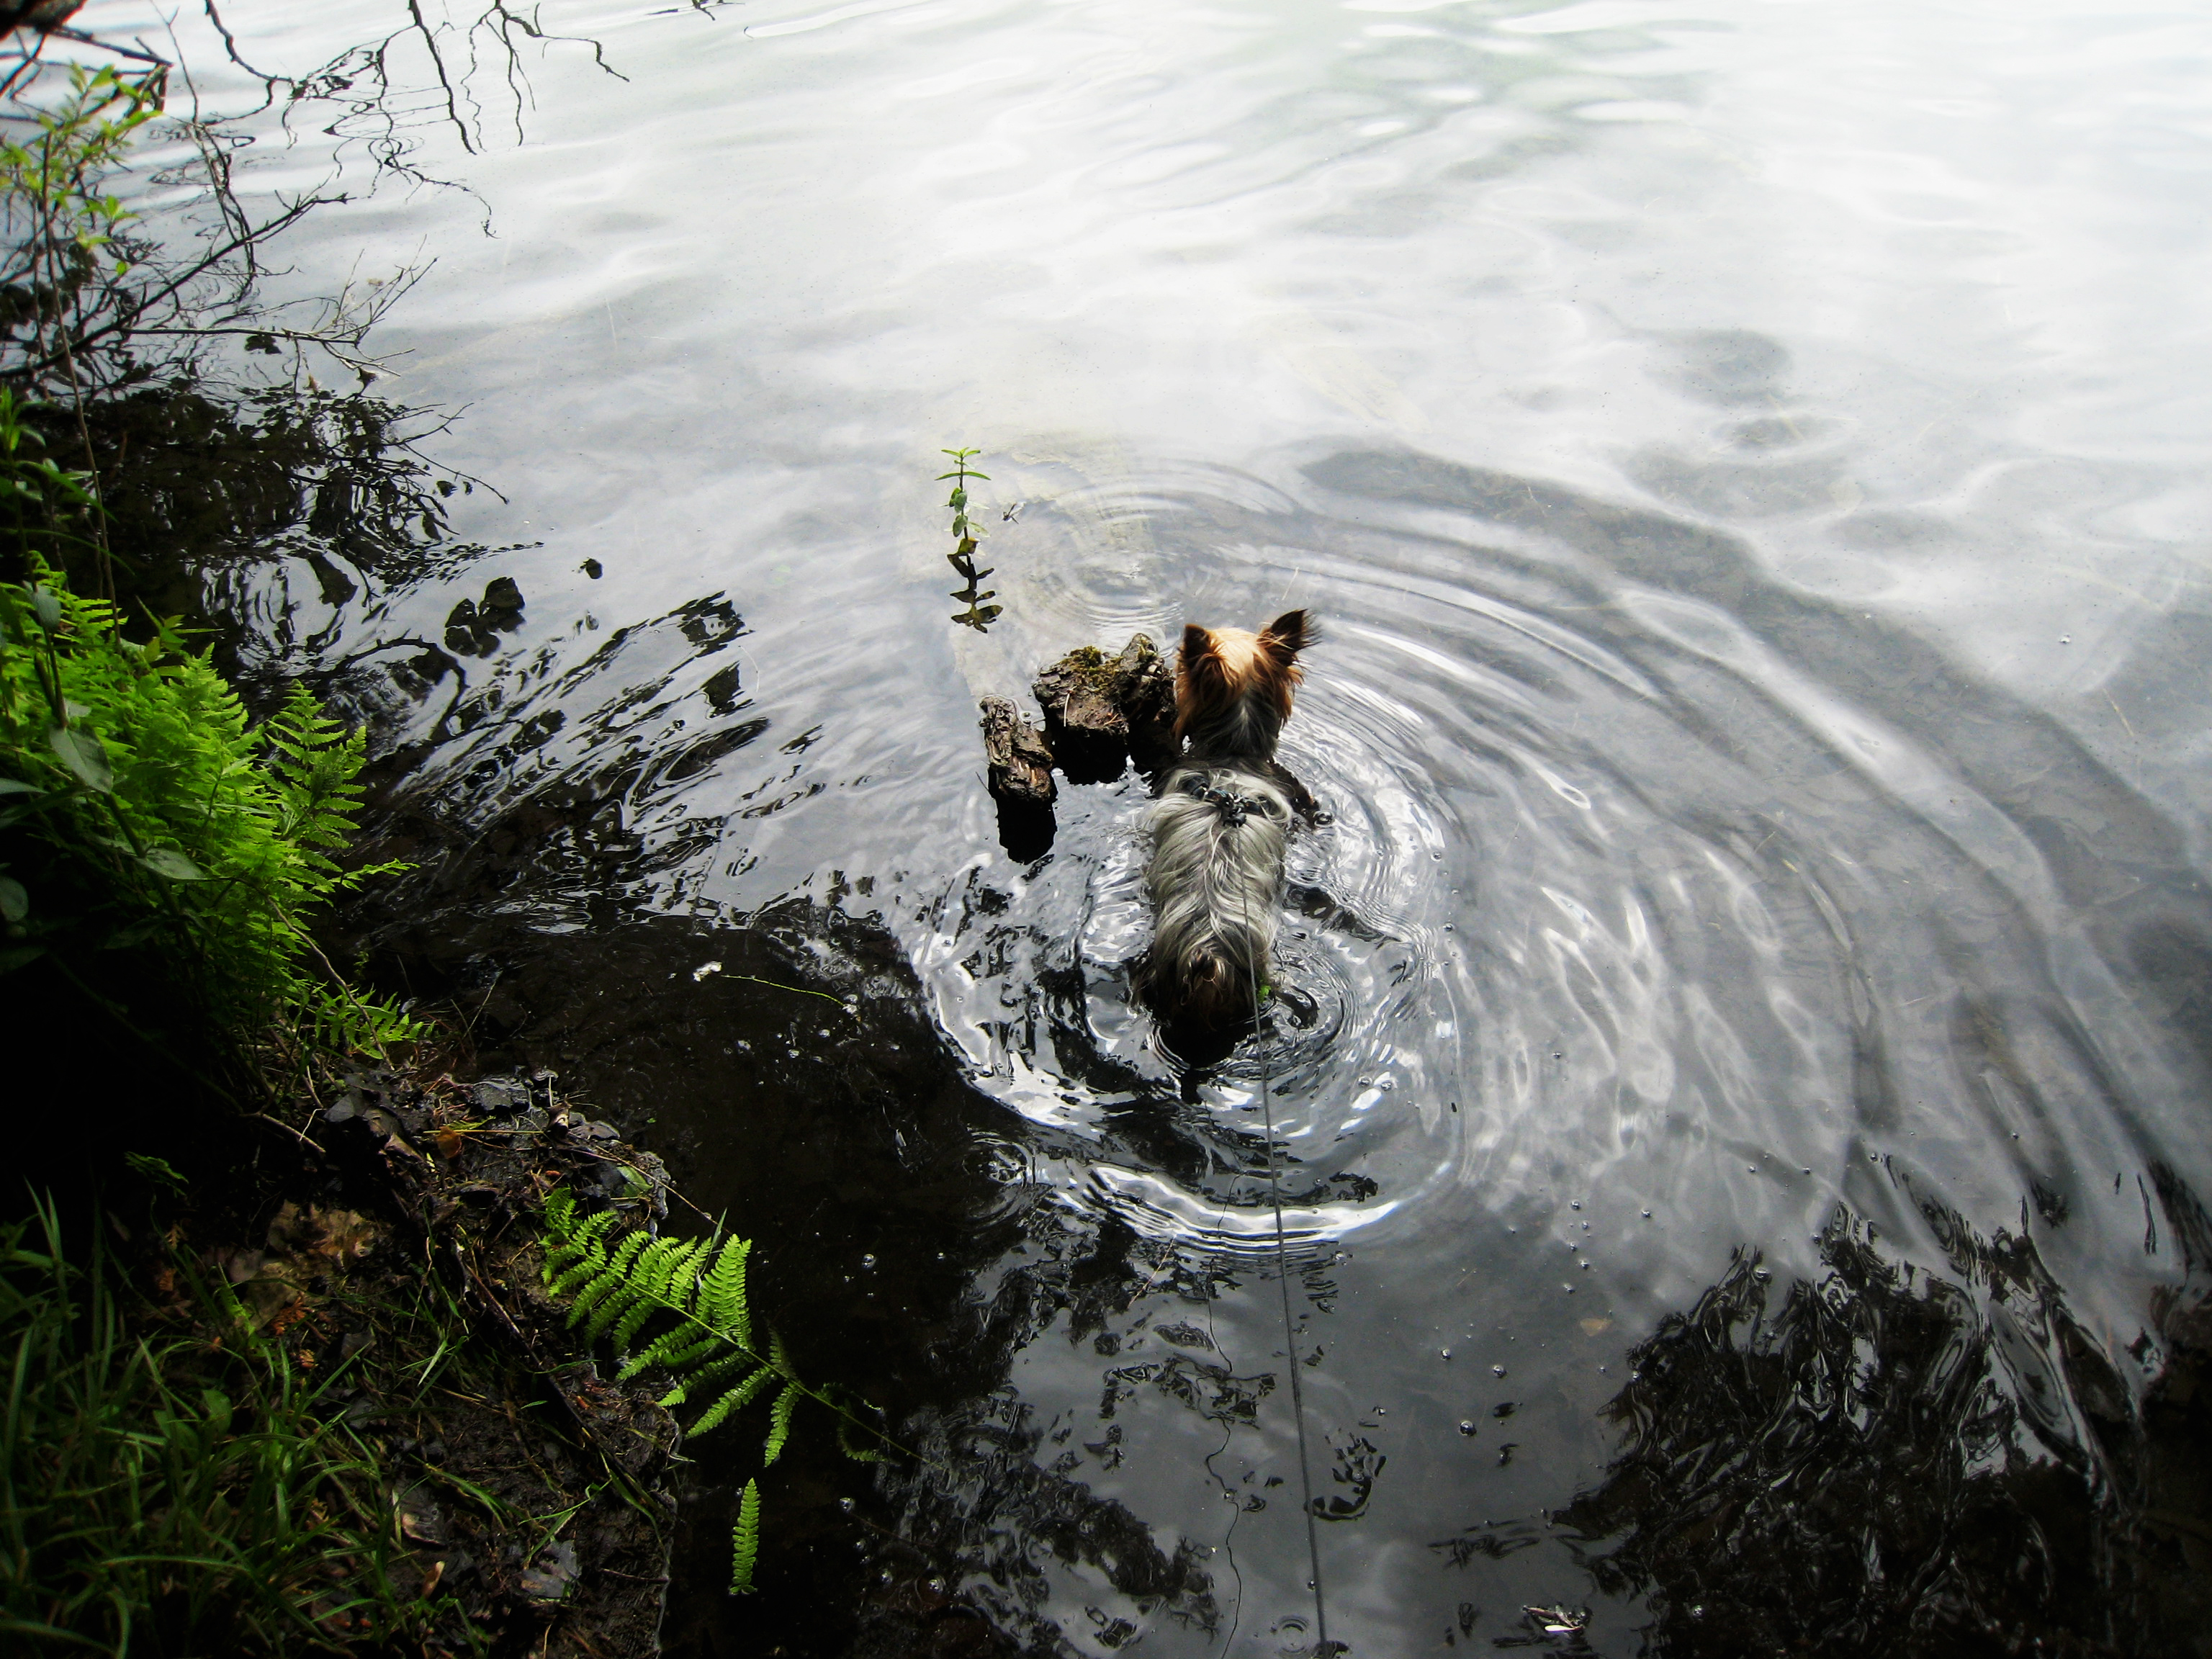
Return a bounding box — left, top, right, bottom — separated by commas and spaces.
1141, 610, 1317, 1034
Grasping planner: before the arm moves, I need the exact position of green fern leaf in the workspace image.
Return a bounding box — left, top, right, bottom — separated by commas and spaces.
763, 1380, 800, 1465
566, 1231, 649, 1328
619, 1330, 721, 1384
689, 1364, 778, 1436
659, 1348, 756, 1410
699, 1234, 752, 1347
729, 1479, 761, 1595
547, 1246, 609, 1298
611, 1290, 662, 1354
585, 1280, 652, 1343
542, 1185, 577, 1236
836, 1414, 886, 1464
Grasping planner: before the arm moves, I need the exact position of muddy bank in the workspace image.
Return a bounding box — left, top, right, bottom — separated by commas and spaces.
159, 1066, 688, 1656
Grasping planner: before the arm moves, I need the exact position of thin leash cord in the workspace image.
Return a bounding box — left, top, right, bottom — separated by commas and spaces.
1230, 840, 1331, 1653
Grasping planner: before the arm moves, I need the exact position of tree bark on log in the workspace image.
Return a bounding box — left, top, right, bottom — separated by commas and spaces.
979, 696, 1056, 859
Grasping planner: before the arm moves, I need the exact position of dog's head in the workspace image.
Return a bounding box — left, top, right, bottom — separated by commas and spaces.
1175, 609, 1311, 755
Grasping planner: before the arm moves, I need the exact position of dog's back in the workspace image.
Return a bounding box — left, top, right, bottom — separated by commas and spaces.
1141, 611, 1312, 1030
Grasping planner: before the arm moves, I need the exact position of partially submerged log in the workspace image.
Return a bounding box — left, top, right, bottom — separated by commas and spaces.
980, 696, 1056, 859
1032, 646, 1126, 784
981, 631, 1183, 858
1114, 632, 1178, 776
1032, 631, 1177, 785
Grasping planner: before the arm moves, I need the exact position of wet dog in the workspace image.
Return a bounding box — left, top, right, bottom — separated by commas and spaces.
1141, 610, 1316, 1034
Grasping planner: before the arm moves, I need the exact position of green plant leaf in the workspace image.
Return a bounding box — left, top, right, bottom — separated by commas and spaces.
0, 876, 25, 922
688, 1364, 775, 1435
0, 778, 44, 796
729, 1479, 761, 1595
138, 848, 207, 881
763, 1380, 799, 1465
48, 725, 114, 792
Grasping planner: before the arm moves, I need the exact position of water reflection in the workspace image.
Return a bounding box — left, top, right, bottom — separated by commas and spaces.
131, 0, 2212, 1650
1557, 1171, 2212, 1656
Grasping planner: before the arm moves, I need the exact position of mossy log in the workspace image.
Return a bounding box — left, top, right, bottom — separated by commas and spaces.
1032, 632, 1176, 784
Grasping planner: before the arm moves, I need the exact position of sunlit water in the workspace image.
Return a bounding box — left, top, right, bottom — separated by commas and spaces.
102, 0, 2212, 1650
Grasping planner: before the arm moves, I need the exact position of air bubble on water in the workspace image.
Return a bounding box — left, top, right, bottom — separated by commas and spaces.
1642, 1209, 1652, 1218
862, 1254, 876, 1269
1459, 1419, 1477, 1436
1440, 1347, 1452, 1359
1492, 1364, 1506, 1377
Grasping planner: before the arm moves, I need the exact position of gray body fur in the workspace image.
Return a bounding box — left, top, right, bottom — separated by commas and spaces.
1143, 763, 1294, 1026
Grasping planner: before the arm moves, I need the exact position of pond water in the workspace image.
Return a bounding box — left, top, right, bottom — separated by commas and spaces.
108, 0, 2212, 1651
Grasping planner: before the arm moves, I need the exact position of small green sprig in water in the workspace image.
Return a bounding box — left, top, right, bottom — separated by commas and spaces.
939, 446, 1002, 631
538, 1187, 894, 1598
939, 446, 988, 541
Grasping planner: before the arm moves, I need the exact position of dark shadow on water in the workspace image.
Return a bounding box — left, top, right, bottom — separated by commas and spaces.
343, 884, 1232, 1658
1550, 1179, 2212, 1658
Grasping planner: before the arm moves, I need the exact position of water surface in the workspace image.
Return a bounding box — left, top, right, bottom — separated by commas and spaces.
108, 0, 2212, 1650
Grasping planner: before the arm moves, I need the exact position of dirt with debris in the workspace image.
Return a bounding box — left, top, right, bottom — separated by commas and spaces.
182, 1069, 690, 1656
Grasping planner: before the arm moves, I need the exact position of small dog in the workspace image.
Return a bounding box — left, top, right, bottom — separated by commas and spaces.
1141, 610, 1316, 1032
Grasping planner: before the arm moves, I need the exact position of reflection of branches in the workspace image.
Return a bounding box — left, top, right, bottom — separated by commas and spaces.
203, 0, 624, 179
0, 14, 511, 615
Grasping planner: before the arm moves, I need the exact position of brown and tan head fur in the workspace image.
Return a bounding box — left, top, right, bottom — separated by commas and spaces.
1174, 610, 1311, 761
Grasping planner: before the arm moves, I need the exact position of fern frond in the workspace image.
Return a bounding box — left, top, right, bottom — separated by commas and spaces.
658, 1347, 756, 1410
543, 1185, 577, 1236
836, 1414, 886, 1465
565, 1231, 649, 1328
690, 1364, 777, 1436
534, 1182, 902, 1603
585, 1278, 653, 1344
617, 1330, 721, 1384
611, 1292, 662, 1354
628, 1235, 706, 1321
547, 1245, 610, 1298
729, 1480, 761, 1596
763, 1381, 799, 1465
698, 1235, 752, 1347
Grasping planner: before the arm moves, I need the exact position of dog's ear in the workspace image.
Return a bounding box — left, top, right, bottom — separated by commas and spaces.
1259, 610, 1310, 667
1177, 624, 1232, 735
1181, 624, 1226, 683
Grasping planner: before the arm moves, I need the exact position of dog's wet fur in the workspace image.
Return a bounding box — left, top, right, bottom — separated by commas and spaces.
1140, 610, 1315, 1040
